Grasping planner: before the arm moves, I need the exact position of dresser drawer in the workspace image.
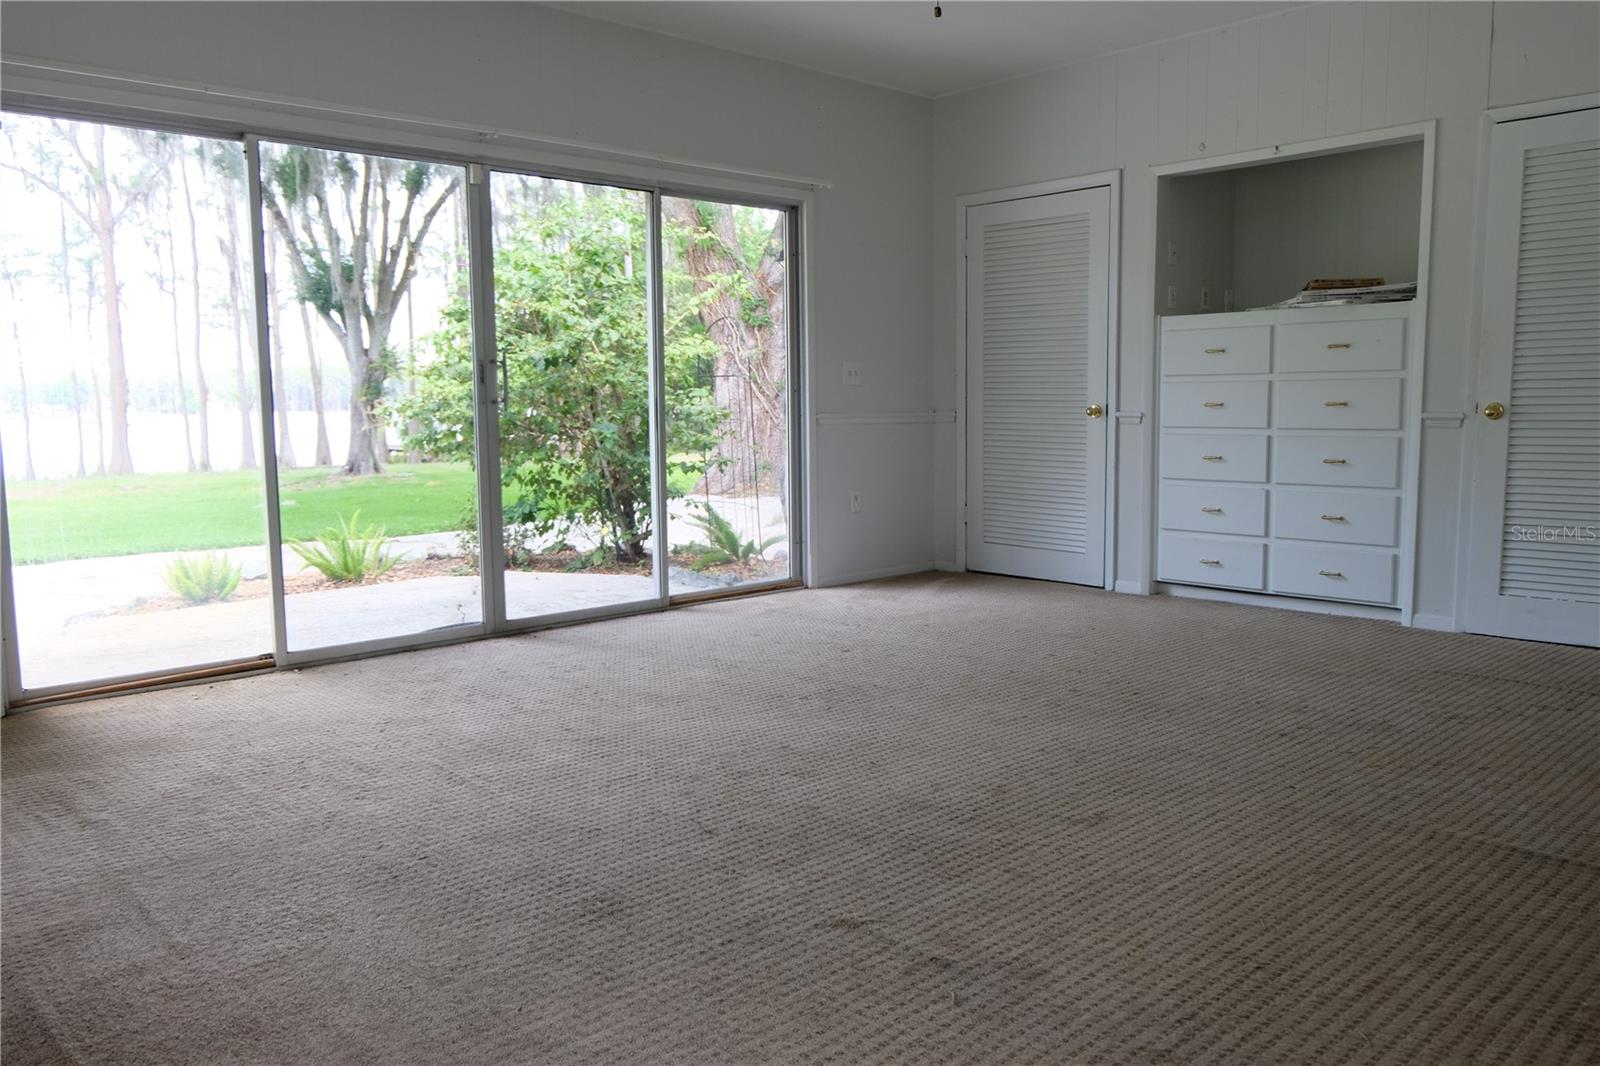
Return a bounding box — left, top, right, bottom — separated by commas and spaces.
1160, 483, 1268, 536
1160, 433, 1269, 482
1159, 535, 1266, 590
1275, 436, 1401, 488
1271, 544, 1397, 605
1277, 317, 1405, 373
1277, 378, 1402, 430
1273, 490, 1399, 546
1162, 326, 1272, 376
1162, 380, 1269, 428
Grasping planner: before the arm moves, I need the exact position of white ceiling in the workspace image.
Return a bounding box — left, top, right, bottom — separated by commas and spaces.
547, 1, 1302, 98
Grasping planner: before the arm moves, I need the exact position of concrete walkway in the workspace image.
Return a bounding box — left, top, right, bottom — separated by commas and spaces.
11, 495, 787, 691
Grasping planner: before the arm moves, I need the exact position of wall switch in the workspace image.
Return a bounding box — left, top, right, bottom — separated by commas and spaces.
1199, 286, 1212, 310
1166, 285, 1178, 310
1166, 241, 1179, 266
849, 490, 862, 514
1224, 288, 1235, 312
842, 361, 862, 387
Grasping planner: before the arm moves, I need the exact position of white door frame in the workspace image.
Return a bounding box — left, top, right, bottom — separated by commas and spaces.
1457, 93, 1600, 644
954, 170, 1122, 587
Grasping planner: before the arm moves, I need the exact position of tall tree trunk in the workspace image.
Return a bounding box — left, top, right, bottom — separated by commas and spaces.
178, 150, 212, 471
84, 259, 105, 475
218, 183, 257, 471
160, 191, 196, 472
266, 226, 296, 468
91, 126, 134, 475
662, 199, 786, 497
3, 272, 38, 480
58, 204, 88, 477
299, 300, 332, 466
405, 291, 421, 464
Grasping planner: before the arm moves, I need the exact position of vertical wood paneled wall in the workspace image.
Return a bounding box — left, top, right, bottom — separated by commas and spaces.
932, 2, 1596, 621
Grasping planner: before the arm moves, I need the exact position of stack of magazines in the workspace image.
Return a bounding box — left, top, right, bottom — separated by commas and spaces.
1252, 278, 1417, 310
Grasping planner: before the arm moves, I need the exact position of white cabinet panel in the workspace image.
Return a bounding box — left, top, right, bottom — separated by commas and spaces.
1277, 378, 1402, 429
1160, 483, 1268, 536
1275, 435, 1401, 487
1158, 535, 1266, 590
1277, 317, 1405, 373
1273, 490, 1400, 546
1162, 325, 1272, 376
1272, 544, 1397, 604
1160, 433, 1269, 482
1162, 380, 1270, 428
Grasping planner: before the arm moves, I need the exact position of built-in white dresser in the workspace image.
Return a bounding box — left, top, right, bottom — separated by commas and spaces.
1156, 304, 1417, 610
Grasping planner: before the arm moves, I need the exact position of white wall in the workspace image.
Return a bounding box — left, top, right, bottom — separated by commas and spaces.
1153, 169, 1235, 315
932, 1, 1599, 624
1230, 141, 1423, 309
0, 1, 937, 588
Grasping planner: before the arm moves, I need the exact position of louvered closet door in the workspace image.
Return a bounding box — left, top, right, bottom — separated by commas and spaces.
966, 188, 1110, 585
1464, 108, 1600, 646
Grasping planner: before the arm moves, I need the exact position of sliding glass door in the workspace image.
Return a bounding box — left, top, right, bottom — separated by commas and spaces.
0, 108, 802, 707
486, 173, 659, 622
661, 196, 794, 594
0, 113, 272, 690
256, 141, 479, 652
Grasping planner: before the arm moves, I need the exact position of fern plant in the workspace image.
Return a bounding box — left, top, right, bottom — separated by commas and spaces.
289, 511, 400, 584
164, 552, 243, 604
682, 503, 781, 571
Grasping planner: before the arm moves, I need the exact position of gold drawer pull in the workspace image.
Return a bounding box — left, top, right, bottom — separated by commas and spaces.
1200, 506, 1223, 514
1200, 558, 1222, 566
1203, 347, 1227, 354
1320, 514, 1345, 522
1326, 342, 1352, 350
1202, 401, 1226, 408
1322, 458, 1347, 465
1324, 400, 1349, 407
1201, 454, 1224, 462
1318, 569, 1344, 578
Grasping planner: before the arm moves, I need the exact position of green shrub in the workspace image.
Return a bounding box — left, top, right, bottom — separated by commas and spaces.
681, 502, 780, 571
289, 510, 400, 584
164, 552, 243, 604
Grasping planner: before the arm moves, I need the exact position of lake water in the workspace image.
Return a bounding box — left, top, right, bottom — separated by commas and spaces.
2, 408, 382, 479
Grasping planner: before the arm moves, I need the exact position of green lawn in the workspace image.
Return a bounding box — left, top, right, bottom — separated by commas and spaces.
6, 463, 480, 564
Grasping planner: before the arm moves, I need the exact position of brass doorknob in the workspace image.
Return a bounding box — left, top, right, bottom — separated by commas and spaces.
1483, 402, 1506, 420
1085, 403, 1105, 418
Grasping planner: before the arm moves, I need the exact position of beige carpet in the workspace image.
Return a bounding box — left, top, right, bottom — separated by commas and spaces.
3, 573, 1598, 1065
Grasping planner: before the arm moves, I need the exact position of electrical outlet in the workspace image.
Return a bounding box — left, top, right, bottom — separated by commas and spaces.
842, 361, 862, 387
1166, 285, 1178, 310
849, 490, 862, 514
1224, 288, 1235, 312
1167, 241, 1179, 266
1199, 286, 1212, 310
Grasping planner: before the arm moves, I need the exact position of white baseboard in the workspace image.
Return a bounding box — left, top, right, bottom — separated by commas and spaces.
813, 562, 936, 588
1158, 582, 1400, 621
1408, 612, 1457, 632
1113, 579, 1148, 596
934, 559, 962, 573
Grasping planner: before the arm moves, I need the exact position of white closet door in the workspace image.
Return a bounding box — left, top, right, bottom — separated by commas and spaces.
1464, 108, 1600, 646
966, 188, 1110, 585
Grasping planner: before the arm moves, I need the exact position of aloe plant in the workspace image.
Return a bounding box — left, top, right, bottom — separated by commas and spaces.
289, 511, 400, 584
164, 552, 243, 604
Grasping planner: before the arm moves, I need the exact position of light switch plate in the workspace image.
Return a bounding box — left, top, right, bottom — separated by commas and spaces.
1199, 286, 1212, 310
1167, 241, 1179, 266
1166, 285, 1178, 310
843, 361, 862, 387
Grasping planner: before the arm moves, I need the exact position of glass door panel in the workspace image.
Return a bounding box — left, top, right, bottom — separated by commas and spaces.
660, 197, 793, 594
0, 113, 271, 688
488, 174, 658, 621
256, 142, 479, 652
